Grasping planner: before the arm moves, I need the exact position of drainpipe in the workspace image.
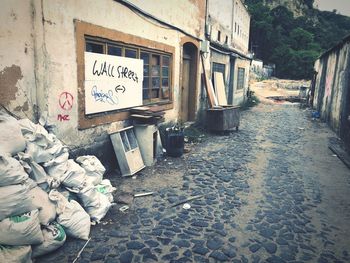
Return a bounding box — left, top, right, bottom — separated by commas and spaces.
205, 0, 209, 39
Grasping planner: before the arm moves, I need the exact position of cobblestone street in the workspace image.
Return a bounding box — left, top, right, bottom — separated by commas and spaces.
39, 103, 350, 263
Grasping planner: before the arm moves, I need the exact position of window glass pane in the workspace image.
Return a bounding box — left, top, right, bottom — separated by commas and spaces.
151, 66, 160, 77
125, 49, 137, 58
162, 56, 170, 66
143, 89, 149, 100
143, 77, 149, 100
108, 45, 122, 56
141, 52, 149, 64
151, 55, 160, 65
162, 67, 169, 77
162, 78, 169, 99
143, 65, 149, 76
86, 42, 104, 53
151, 89, 160, 99
152, 77, 160, 89
237, 68, 245, 89
127, 129, 138, 150
120, 131, 130, 152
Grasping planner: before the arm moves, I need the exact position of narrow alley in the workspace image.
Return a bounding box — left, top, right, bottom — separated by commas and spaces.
39, 103, 350, 263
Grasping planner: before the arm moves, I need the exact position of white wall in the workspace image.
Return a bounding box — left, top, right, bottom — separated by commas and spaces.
208, 0, 250, 53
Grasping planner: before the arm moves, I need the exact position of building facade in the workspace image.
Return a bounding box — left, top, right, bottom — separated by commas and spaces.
1, 0, 250, 165
206, 0, 251, 106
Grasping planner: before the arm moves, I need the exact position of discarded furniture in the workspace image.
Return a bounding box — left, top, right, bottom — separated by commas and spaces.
134, 124, 163, 166
109, 126, 145, 176
206, 106, 240, 132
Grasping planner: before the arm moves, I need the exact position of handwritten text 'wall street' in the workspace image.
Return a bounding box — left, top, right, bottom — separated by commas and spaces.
92, 60, 139, 83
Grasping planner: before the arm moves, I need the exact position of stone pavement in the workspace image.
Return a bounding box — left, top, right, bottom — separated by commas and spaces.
38, 104, 350, 263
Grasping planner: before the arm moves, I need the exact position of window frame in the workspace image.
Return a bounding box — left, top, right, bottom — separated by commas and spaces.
85, 36, 172, 105
237, 67, 245, 90
76, 20, 175, 129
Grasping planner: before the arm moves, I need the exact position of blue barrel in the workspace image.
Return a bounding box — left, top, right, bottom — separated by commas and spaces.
166, 130, 184, 157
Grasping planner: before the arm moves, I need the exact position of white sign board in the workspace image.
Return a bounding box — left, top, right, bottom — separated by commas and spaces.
84, 52, 143, 114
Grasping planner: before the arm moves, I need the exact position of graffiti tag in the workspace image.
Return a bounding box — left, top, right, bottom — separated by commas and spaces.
59, 92, 74, 110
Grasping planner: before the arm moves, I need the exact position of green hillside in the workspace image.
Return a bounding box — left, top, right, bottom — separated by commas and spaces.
246, 0, 350, 79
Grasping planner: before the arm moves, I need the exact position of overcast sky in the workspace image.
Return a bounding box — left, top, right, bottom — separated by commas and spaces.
315, 0, 350, 16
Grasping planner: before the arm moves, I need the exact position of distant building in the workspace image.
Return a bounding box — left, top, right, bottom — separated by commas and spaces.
206, 0, 251, 106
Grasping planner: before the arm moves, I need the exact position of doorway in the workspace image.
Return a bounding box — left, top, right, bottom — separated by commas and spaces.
180, 43, 198, 122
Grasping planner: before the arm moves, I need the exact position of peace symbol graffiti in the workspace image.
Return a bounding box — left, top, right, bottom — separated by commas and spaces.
59, 92, 74, 111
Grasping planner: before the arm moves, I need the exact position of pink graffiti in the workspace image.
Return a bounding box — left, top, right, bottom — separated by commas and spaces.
57, 114, 70, 121
59, 92, 74, 110
325, 75, 333, 97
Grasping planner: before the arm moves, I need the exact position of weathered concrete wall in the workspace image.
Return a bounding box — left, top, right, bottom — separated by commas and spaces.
313, 36, 350, 150
1, 0, 204, 158
208, 0, 250, 52
0, 0, 37, 120
128, 0, 205, 39
232, 0, 250, 52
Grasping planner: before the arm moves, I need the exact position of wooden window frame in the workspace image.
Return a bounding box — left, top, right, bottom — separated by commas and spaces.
76, 20, 175, 129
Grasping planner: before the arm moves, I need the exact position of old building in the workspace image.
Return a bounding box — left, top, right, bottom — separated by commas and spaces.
0, 0, 250, 166
313, 34, 350, 150
205, 0, 251, 106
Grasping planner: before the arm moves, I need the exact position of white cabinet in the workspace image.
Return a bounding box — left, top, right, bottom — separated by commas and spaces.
109, 126, 145, 176
134, 124, 163, 166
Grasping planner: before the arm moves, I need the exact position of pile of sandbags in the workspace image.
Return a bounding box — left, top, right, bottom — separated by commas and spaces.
0, 113, 115, 262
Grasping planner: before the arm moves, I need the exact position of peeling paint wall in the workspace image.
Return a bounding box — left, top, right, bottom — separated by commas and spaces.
0, 0, 37, 120
314, 38, 350, 150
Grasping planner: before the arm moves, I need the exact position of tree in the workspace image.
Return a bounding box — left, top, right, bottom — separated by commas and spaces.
289, 27, 314, 50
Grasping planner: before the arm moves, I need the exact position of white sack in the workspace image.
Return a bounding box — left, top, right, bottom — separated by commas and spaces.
0, 155, 28, 187
77, 185, 111, 222
0, 245, 32, 263
0, 113, 26, 156
61, 160, 86, 190
0, 210, 44, 245
48, 190, 90, 240
25, 142, 53, 164
31, 222, 66, 258
29, 187, 56, 225
0, 179, 37, 221
17, 153, 47, 184
57, 187, 78, 202
76, 155, 105, 185
95, 179, 116, 203
43, 151, 69, 176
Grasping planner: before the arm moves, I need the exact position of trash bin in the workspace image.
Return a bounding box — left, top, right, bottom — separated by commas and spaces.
165, 128, 184, 157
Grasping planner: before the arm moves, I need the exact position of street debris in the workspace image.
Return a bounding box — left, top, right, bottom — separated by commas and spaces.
134, 192, 154, 198
182, 203, 191, 209
119, 205, 129, 213
170, 195, 204, 208
72, 237, 91, 263
0, 111, 116, 261
115, 192, 134, 205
